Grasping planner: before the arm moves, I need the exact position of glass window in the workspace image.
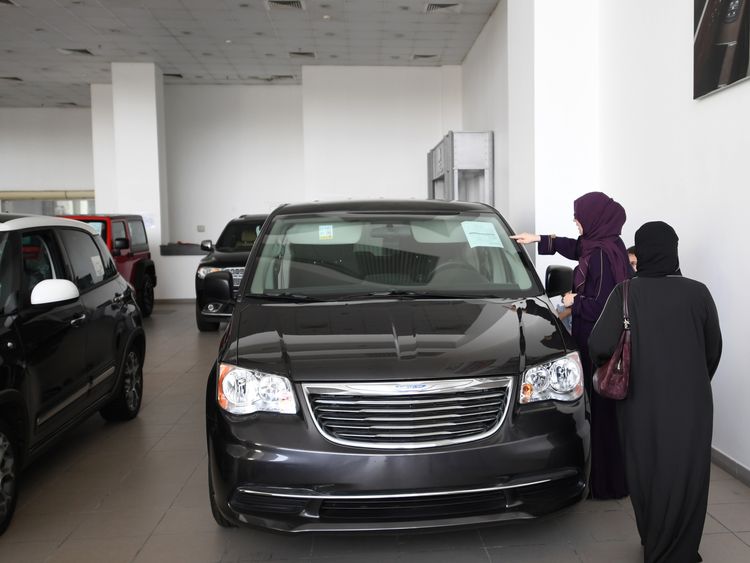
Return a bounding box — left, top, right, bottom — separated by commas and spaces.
127, 220, 148, 251
0, 233, 15, 312
58, 229, 107, 291
216, 221, 264, 252
111, 221, 126, 242
82, 220, 107, 240
21, 230, 65, 300
248, 212, 538, 299
94, 236, 118, 280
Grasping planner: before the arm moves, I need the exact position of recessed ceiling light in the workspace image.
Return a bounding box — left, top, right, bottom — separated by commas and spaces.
322, 14, 330, 20
34, 27, 45, 32
239, 3, 249, 7
225, 39, 232, 44
109, 28, 121, 33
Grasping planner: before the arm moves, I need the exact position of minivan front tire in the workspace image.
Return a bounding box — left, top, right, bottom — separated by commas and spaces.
100, 347, 143, 422
0, 421, 18, 536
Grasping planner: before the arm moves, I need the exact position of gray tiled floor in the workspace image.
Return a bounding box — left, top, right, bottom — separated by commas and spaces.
1, 302, 749, 562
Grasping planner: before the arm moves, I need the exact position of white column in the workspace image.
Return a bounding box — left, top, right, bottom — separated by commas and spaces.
90, 83, 115, 212
110, 62, 169, 247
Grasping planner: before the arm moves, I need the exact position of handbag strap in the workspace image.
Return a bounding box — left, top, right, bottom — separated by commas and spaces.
622, 279, 631, 330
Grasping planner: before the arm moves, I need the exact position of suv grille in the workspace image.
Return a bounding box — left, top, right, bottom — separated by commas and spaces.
303, 377, 513, 450
223, 267, 245, 287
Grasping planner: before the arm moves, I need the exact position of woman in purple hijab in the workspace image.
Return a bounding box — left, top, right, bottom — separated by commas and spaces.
512, 191, 631, 499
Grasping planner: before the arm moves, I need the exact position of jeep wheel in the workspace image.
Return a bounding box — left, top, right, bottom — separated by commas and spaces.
101, 347, 143, 422
196, 303, 220, 332
0, 422, 18, 536
138, 275, 155, 317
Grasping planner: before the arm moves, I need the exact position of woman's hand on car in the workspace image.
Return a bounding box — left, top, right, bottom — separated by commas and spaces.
562, 292, 576, 307
510, 233, 541, 244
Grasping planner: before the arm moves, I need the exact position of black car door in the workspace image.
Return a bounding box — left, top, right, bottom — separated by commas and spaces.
15, 229, 88, 443
57, 228, 122, 404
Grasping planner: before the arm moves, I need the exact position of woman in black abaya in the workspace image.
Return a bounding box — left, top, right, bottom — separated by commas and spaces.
589, 222, 722, 563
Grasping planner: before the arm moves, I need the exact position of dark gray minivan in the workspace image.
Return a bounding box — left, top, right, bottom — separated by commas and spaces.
205, 200, 588, 533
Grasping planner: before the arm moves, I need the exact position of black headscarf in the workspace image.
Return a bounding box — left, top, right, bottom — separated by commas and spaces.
634, 221, 682, 277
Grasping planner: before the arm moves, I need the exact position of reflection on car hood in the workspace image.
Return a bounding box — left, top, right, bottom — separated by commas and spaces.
225, 297, 575, 382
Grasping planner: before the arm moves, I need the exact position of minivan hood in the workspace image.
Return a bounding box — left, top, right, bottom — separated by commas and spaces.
199, 250, 251, 268
226, 298, 574, 382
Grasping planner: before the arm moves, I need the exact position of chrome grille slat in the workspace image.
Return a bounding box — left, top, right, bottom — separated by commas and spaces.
303, 377, 513, 450
313, 392, 505, 406
318, 409, 498, 422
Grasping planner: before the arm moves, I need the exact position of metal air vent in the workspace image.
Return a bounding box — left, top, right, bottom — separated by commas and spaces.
0, 0, 20, 6
289, 51, 316, 59
266, 0, 305, 10
163, 73, 184, 78
412, 54, 438, 60
425, 3, 462, 14
0, 76, 23, 81
271, 74, 295, 80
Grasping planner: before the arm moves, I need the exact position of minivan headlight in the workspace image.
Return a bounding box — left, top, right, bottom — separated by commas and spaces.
217, 363, 297, 415
197, 266, 222, 279
520, 352, 583, 404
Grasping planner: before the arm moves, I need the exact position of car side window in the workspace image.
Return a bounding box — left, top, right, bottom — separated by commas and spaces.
21, 230, 65, 301
127, 220, 148, 252
94, 236, 119, 280
58, 229, 107, 291
111, 221, 127, 243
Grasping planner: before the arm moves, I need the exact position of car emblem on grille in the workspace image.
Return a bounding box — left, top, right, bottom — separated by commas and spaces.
395, 383, 428, 392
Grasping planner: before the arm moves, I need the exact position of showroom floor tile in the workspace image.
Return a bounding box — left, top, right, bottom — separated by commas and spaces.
1, 302, 749, 562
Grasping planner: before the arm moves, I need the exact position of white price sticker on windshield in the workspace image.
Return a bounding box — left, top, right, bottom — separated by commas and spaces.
91, 255, 104, 277
461, 221, 504, 248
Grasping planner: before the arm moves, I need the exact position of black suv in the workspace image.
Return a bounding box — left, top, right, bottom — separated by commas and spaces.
204, 200, 588, 533
0, 214, 146, 535
195, 214, 267, 331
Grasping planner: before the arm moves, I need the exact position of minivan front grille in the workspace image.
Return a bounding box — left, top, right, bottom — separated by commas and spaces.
303, 377, 513, 450
223, 267, 245, 287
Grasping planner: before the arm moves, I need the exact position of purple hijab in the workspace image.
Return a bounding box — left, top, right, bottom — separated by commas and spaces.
573, 192, 630, 292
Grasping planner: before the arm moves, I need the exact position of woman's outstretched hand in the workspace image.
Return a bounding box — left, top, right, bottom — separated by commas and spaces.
510, 233, 541, 244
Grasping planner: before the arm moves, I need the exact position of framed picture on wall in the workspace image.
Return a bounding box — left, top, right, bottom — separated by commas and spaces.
694, 0, 750, 98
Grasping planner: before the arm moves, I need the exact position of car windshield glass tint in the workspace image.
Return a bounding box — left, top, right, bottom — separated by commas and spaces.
83, 220, 107, 240
247, 212, 539, 299
0, 233, 11, 311
216, 222, 263, 252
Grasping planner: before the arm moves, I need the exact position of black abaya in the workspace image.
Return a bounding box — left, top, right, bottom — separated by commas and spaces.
589, 276, 722, 563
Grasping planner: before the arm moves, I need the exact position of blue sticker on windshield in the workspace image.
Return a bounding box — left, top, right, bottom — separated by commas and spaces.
461, 221, 504, 248
319, 225, 334, 240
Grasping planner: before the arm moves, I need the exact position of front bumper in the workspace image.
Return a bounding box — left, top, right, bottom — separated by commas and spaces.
206, 380, 590, 533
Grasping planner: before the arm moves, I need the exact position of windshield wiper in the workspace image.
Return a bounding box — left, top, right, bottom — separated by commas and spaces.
245, 292, 323, 302
333, 290, 491, 300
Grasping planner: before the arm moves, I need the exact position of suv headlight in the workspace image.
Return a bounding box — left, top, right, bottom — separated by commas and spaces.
520, 352, 583, 404
217, 363, 297, 415
197, 266, 222, 279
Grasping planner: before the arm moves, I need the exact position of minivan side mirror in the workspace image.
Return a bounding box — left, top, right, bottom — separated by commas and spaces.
30, 279, 80, 306
545, 266, 573, 298
201, 239, 213, 252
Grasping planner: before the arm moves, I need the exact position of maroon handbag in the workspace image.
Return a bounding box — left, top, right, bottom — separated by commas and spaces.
593, 280, 631, 400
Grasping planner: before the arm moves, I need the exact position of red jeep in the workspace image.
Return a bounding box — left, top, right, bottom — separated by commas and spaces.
65, 214, 157, 316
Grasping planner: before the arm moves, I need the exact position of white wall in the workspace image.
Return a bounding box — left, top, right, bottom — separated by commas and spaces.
302, 66, 462, 201
462, 0, 510, 214
164, 84, 305, 244
0, 108, 93, 190
597, 1, 748, 469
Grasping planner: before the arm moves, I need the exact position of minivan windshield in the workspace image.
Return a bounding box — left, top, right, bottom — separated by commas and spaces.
247, 212, 540, 299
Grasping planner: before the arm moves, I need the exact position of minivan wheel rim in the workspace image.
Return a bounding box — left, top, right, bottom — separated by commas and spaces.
0, 433, 15, 519
123, 351, 142, 412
